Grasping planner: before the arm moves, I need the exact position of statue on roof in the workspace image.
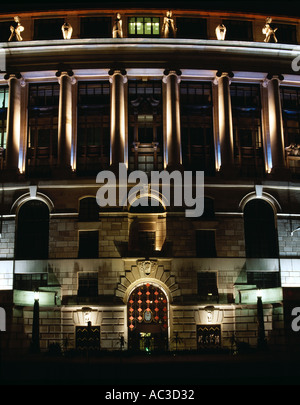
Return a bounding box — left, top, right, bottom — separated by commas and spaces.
8, 16, 24, 42
112, 13, 123, 38
215, 24, 226, 40
62, 21, 73, 40
262, 17, 278, 43
162, 10, 177, 38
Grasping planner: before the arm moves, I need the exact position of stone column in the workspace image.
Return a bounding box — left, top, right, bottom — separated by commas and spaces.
263, 74, 285, 172
109, 69, 127, 168
56, 69, 76, 171
214, 71, 234, 173
4, 73, 24, 173
163, 69, 182, 170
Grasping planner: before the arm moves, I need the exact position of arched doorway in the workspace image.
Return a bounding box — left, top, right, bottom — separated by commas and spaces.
127, 283, 168, 352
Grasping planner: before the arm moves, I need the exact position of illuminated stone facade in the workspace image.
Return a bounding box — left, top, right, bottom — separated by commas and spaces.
0, 6, 300, 354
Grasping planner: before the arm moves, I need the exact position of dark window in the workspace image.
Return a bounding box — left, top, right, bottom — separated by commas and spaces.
231, 83, 264, 176
34, 18, 64, 40
15, 200, 49, 260
78, 272, 98, 296
80, 17, 112, 38
14, 273, 48, 291
197, 272, 218, 301
176, 17, 207, 39
0, 21, 11, 42
181, 81, 215, 174
27, 83, 59, 176
78, 231, 99, 258
76, 326, 100, 350
222, 19, 253, 41
78, 197, 99, 222
244, 199, 279, 258
247, 271, 280, 289
128, 17, 160, 37
0, 86, 8, 167
281, 86, 300, 148
138, 231, 156, 255
196, 230, 216, 257
197, 325, 221, 348
275, 23, 297, 44
128, 80, 163, 174
202, 197, 215, 219
77, 82, 110, 175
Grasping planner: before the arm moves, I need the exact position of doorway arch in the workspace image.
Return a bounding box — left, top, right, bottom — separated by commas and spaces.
127, 282, 169, 352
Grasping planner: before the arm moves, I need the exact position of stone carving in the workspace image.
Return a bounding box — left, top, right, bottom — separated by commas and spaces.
138, 260, 158, 277
215, 24, 226, 40
285, 144, 300, 156
262, 17, 278, 43
8, 16, 24, 42
62, 22, 73, 39
162, 10, 177, 38
112, 13, 123, 38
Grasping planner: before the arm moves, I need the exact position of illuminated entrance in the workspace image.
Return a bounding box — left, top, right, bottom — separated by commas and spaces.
128, 283, 168, 351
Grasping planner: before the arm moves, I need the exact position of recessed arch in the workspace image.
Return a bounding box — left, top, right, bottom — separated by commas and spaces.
11, 192, 54, 214
239, 191, 281, 215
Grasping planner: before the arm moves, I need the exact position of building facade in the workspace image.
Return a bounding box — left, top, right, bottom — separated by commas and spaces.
0, 5, 300, 354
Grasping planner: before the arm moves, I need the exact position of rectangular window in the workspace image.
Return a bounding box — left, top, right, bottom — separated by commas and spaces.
197, 272, 218, 301
230, 83, 264, 176
275, 23, 297, 44
0, 86, 8, 167
0, 21, 12, 42
77, 81, 110, 175
34, 18, 64, 40
78, 272, 98, 297
197, 325, 221, 348
128, 17, 160, 37
78, 230, 99, 258
128, 80, 163, 173
222, 19, 253, 41
280, 86, 300, 177
80, 17, 112, 38
176, 18, 207, 39
180, 81, 215, 174
247, 271, 280, 289
196, 230, 216, 257
14, 273, 48, 291
27, 83, 59, 175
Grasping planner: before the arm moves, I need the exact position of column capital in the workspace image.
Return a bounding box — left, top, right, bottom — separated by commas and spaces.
56, 69, 76, 84
263, 73, 284, 87
163, 69, 182, 83
4, 72, 26, 87
213, 71, 234, 85
108, 68, 127, 83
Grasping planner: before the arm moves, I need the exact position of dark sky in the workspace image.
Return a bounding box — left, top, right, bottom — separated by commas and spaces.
0, 0, 299, 18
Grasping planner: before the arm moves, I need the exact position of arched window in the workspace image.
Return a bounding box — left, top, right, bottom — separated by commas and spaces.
78, 197, 99, 222
15, 200, 49, 259
244, 199, 278, 258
